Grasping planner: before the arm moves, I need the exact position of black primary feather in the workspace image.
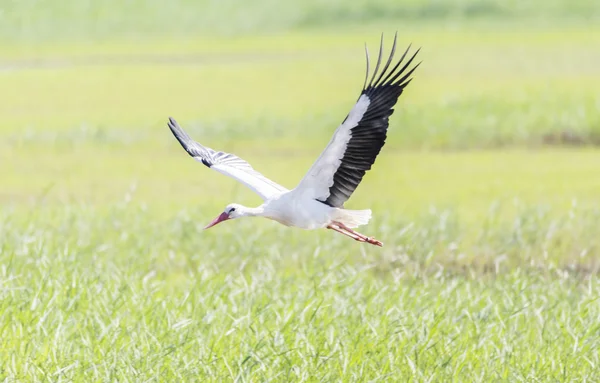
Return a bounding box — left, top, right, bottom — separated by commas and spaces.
167, 117, 213, 167
321, 33, 421, 208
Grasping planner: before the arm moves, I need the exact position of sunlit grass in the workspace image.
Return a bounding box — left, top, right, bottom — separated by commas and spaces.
1, 204, 600, 381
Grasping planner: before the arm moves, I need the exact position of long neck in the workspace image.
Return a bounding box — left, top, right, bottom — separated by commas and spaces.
240, 205, 265, 217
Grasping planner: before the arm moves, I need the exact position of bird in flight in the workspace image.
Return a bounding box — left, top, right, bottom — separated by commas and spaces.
168, 33, 420, 247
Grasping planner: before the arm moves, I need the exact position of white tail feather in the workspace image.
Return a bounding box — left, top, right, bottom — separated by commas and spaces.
334, 209, 372, 228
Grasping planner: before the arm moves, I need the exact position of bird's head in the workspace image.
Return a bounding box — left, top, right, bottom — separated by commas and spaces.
204, 203, 245, 229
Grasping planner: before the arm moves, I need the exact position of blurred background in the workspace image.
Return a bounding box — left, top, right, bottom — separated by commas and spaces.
1, 0, 600, 380
2, 0, 599, 256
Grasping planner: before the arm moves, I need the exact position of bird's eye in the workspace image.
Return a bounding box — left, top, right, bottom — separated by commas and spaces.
230, 208, 236, 213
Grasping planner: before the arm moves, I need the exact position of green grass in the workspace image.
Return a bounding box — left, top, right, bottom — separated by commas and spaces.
2, 205, 600, 380
2, 3, 600, 380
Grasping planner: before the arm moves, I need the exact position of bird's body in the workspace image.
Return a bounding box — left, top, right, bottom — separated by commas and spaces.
249, 191, 371, 229
167, 33, 420, 247
261, 192, 332, 229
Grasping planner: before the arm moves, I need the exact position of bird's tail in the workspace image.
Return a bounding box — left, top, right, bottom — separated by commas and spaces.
334, 208, 372, 228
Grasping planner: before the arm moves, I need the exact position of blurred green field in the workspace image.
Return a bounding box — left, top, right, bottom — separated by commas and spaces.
1, 0, 599, 42
2, 1, 600, 380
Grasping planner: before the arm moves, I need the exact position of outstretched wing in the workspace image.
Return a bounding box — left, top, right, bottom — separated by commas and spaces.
295, 33, 420, 207
168, 117, 288, 200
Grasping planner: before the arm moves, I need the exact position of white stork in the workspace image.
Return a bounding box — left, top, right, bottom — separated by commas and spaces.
168, 33, 420, 247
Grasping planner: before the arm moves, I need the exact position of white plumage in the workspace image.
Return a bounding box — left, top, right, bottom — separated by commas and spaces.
296, 95, 371, 203
167, 33, 420, 246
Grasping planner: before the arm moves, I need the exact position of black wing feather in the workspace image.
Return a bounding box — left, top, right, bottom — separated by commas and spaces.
168, 117, 241, 169
168, 117, 209, 164
321, 34, 420, 208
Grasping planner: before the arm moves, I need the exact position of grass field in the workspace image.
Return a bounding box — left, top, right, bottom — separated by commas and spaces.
2, 1, 600, 380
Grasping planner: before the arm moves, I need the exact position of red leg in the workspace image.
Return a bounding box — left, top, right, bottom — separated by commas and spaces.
327, 222, 383, 247
335, 221, 383, 247
327, 223, 366, 242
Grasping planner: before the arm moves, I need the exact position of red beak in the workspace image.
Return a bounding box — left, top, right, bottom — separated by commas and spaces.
204, 212, 230, 230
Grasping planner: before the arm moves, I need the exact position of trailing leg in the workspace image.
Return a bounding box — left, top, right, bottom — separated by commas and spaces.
334, 221, 383, 247
327, 222, 383, 247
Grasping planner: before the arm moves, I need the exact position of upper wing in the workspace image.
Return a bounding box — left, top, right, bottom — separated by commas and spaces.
168, 117, 288, 200
295, 33, 420, 207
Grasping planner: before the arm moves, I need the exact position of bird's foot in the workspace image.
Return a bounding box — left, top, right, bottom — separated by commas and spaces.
352, 234, 383, 247
363, 237, 383, 247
